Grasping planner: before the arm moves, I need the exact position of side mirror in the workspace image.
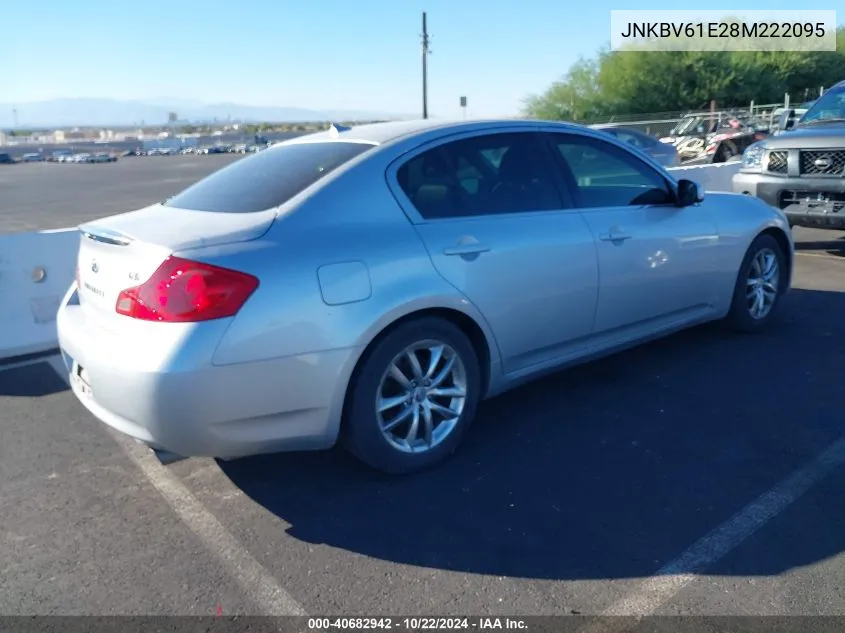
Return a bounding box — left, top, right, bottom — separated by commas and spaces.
783, 109, 797, 130
677, 179, 704, 206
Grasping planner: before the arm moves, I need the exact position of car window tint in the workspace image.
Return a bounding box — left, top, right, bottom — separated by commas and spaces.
552, 135, 673, 208
164, 141, 373, 213
397, 132, 562, 219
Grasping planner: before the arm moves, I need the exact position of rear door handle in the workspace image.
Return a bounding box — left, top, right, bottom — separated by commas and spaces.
443, 244, 490, 256
599, 231, 632, 242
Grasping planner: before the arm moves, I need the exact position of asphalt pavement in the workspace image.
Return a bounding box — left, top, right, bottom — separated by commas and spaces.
0, 131, 303, 160
0, 155, 243, 233
1, 161, 845, 617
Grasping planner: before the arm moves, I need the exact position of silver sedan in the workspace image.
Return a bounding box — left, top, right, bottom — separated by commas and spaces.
57, 119, 793, 474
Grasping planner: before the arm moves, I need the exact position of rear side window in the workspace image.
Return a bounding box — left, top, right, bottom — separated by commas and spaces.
164, 141, 374, 213
396, 132, 563, 219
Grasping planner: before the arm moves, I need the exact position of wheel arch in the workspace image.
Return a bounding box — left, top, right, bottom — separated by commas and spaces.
757, 226, 793, 292
336, 304, 498, 442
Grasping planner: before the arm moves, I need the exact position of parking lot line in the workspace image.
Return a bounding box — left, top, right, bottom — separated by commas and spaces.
796, 252, 845, 262
597, 434, 845, 619
113, 432, 307, 616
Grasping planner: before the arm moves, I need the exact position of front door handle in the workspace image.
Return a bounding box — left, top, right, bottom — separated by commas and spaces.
443, 242, 490, 256
599, 231, 633, 242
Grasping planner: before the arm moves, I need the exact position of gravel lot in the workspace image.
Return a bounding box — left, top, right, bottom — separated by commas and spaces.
2, 157, 845, 618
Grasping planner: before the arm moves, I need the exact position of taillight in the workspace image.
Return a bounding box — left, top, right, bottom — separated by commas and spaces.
115, 256, 259, 322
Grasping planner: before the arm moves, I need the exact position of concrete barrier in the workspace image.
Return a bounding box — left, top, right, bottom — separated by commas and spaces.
667, 160, 741, 193
0, 162, 743, 363
0, 228, 79, 363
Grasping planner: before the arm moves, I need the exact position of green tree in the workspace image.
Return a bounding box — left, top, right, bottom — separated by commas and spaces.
524, 25, 845, 120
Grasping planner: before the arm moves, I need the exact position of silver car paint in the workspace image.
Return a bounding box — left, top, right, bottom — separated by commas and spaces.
57, 119, 793, 460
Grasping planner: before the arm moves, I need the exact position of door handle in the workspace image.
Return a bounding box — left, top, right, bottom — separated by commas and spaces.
599, 231, 632, 242
443, 244, 490, 256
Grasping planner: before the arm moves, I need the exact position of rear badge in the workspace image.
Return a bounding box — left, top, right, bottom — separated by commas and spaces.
83, 282, 105, 297
91, 259, 99, 273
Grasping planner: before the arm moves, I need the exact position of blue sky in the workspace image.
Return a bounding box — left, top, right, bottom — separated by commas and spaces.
5, 0, 842, 118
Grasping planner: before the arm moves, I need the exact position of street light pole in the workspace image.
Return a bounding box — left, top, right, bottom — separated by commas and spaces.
421, 12, 430, 119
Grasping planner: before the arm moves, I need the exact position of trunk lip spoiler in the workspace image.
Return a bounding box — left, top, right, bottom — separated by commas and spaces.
79, 224, 134, 246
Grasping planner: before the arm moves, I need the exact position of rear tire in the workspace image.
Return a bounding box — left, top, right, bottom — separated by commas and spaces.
724, 234, 787, 333
343, 317, 481, 475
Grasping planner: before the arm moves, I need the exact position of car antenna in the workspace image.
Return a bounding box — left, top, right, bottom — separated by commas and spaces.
328, 123, 351, 138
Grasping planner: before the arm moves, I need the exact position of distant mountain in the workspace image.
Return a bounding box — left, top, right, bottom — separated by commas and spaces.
0, 98, 411, 128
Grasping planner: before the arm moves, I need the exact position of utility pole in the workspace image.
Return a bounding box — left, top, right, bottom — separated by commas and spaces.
12, 109, 18, 129
421, 12, 430, 119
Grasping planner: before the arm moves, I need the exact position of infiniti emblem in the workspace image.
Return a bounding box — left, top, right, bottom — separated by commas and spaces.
814, 157, 832, 169
91, 259, 99, 273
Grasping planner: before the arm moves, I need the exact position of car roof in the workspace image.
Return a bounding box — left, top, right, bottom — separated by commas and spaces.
277, 118, 590, 147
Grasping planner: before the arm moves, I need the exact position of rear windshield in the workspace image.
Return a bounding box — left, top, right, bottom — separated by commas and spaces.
164, 141, 374, 213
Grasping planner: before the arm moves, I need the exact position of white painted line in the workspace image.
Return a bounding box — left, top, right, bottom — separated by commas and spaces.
112, 432, 307, 616
593, 435, 845, 623
796, 252, 845, 262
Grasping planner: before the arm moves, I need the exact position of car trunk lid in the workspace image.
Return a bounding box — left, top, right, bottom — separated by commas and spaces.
75, 203, 275, 323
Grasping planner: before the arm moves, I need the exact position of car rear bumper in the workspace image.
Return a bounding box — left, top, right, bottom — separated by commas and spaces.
56, 286, 357, 459
733, 171, 845, 229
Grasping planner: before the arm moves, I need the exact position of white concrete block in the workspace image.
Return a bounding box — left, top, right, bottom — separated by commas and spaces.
0, 228, 79, 361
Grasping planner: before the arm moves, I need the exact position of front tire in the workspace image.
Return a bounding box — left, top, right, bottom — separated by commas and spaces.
343, 317, 482, 475
724, 234, 787, 333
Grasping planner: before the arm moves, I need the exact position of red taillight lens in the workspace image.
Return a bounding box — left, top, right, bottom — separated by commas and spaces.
115, 256, 259, 322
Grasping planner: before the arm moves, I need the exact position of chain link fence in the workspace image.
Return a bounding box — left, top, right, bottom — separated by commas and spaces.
573, 102, 785, 138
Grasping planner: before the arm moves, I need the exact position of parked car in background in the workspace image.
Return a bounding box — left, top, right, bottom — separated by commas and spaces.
22, 152, 45, 162
591, 126, 680, 167
734, 80, 845, 230
89, 152, 117, 163
660, 114, 767, 164
51, 150, 73, 162
59, 119, 793, 475
0, 152, 16, 164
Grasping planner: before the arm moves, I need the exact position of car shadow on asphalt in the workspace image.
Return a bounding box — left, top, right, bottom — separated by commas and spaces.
219, 287, 845, 580
0, 359, 69, 397
109, 287, 833, 580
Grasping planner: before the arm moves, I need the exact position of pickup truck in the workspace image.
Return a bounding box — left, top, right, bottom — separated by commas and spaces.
733, 81, 845, 230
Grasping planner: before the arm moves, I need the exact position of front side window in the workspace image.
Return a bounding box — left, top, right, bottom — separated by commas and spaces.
551, 134, 674, 208
396, 132, 563, 220
164, 141, 374, 213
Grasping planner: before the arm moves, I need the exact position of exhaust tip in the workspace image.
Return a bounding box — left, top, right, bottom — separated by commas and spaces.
152, 448, 188, 465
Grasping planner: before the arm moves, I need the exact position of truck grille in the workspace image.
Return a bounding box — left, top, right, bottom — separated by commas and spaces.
799, 150, 845, 176
779, 190, 845, 213
766, 151, 788, 173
